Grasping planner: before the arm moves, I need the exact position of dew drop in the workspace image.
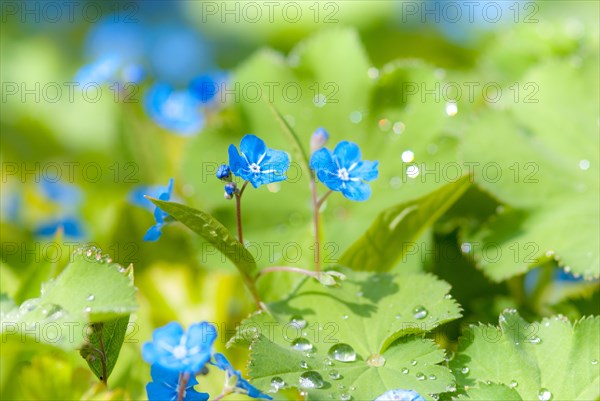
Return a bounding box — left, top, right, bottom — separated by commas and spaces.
510, 380, 518, 388
411, 359, 417, 366
300, 361, 309, 369
313, 94, 327, 108
402, 368, 409, 374
342, 315, 349, 320
325, 359, 334, 366
350, 386, 356, 391
298, 371, 324, 389
428, 374, 437, 380
367, 354, 386, 367
290, 315, 307, 329
395, 314, 402, 320
84, 306, 92, 313
291, 338, 314, 352
340, 393, 352, 401
413, 305, 428, 320
401, 150, 415, 163
538, 388, 552, 401
270, 377, 285, 392
328, 343, 356, 362
446, 384, 457, 392
338, 384, 346, 390
86, 294, 95, 302
328, 370, 341, 380
527, 337, 541, 344
416, 372, 426, 381
392, 121, 405, 135
444, 294, 452, 300
406, 165, 420, 178
461, 367, 470, 374
18, 298, 40, 315
592, 359, 598, 365
445, 102, 458, 116
349, 111, 363, 124
378, 118, 391, 132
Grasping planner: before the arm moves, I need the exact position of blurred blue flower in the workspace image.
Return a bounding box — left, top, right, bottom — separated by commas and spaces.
35, 216, 84, 238
148, 24, 214, 86
310, 127, 329, 153
76, 15, 146, 85
40, 177, 82, 208
146, 364, 208, 401
143, 178, 174, 242
144, 83, 204, 136
212, 353, 272, 400
310, 141, 379, 201
189, 72, 228, 104
373, 388, 426, 401
216, 164, 232, 181
228, 135, 290, 188
142, 321, 217, 374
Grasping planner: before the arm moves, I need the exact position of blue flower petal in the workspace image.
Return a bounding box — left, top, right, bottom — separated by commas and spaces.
143, 224, 163, 242
228, 144, 246, 177
239, 134, 267, 164
144, 83, 204, 136
146, 381, 175, 401
373, 388, 426, 401
186, 322, 217, 351
341, 180, 372, 201
212, 353, 272, 400
350, 160, 379, 182
333, 141, 362, 168
317, 169, 344, 192
309, 147, 334, 171
260, 149, 290, 175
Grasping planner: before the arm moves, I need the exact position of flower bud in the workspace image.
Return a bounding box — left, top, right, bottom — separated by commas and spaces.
310, 127, 329, 152
216, 164, 232, 181
224, 182, 237, 200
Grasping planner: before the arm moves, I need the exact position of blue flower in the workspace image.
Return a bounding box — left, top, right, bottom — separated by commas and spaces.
373, 389, 425, 401
228, 135, 290, 188
142, 321, 217, 374
35, 217, 85, 239
310, 141, 378, 201
146, 364, 208, 401
212, 353, 272, 400
190, 72, 227, 104
310, 127, 329, 152
144, 83, 204, 136
216, 164, 231, 181
129, 183, 172, 211
40, 177, 82, 209
143, 178, 174, 242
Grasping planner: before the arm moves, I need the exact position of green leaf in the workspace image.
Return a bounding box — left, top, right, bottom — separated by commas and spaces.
451, 310, 600, 401
339, 175, 472, 271
456, 382, 522, 401
461, 55, 599, 281
0, 247, 136, 350
148, 199, 257, 277
80, 317, 130, 382
230, 269, 462, 400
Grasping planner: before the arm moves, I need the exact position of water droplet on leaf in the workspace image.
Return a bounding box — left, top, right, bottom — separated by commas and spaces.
416, 372, 426, 381
538, 388, 552, 401
328, 370, 341, 380
291, 338, 314, 352
299, 371, 324, 389
328, 343, 356, 362
413, 305, 428, 319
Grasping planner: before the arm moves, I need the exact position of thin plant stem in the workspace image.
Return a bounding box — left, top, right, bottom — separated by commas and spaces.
317, 190, 333, 208
257, 266, 322, 280
176, 372, 190, 401
233, 181, 263, 309
235, 181, 249, 244
310, 178, 321, 274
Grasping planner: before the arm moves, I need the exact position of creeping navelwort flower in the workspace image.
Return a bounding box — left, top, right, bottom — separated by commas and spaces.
146, 364, 208, 401
310, 140, 379, 201
228, 134, 290, 188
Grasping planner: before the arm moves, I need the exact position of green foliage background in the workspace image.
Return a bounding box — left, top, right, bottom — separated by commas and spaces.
1, 1, 598, 400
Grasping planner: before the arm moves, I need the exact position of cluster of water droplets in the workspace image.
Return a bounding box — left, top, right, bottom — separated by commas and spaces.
75, 246, 113, 264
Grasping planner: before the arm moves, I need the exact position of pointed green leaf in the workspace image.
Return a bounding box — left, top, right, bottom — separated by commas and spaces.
339, 175, 472, 271
80, 317, 130, 382
0, 247, 136, 350
148, 199, 257, 276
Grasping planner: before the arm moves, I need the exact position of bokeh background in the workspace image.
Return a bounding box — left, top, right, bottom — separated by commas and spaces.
1, 1, 599, 399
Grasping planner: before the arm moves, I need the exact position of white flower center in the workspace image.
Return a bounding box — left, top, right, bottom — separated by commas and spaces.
173, 345, 187, 359
337, 168, 350, 181
249, 163, 261, 173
